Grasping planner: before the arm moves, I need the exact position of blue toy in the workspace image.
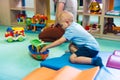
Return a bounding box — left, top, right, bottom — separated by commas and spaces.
28, 39, 49, 60
26, 14, 47, 33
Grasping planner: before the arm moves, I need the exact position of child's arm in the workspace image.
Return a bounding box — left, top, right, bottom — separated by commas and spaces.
40, 36, 67, 53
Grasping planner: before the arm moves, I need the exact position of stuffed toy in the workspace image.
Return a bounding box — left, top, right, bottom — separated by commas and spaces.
103, 18, 116, 34
38, 24, 65, 42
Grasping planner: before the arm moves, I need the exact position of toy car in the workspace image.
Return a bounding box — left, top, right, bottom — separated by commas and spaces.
5, 27, 25, 42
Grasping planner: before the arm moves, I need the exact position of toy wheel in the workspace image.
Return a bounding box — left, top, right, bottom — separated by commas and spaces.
7, 38, 13, 42
18, 36, 24, 41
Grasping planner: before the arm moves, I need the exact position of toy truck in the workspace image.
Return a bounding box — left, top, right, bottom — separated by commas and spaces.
5, 27, 25, 42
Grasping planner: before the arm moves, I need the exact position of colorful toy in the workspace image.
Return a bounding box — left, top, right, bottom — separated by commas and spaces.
89, 0, 101, 14
28, 39, 49, 60
85, 25, 90, 32
112, 26, 120, 34
103, 18, 116, 34
106, 50, 120, 69
26, 18, 32, 30
5, 27, 25, 42
23, 66, 99, 80
26, 14, 48, 32
16, 12, 26, 24
85, 24, 100, 33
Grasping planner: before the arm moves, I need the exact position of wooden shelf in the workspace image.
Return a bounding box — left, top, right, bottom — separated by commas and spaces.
78, 0, 120, 41
77, 10, 83, 15
10, 7, 35, 11
102, 33, 120, 41
11, 22, 26, 26
83, 13, 102, 16
104, 15, 120, 18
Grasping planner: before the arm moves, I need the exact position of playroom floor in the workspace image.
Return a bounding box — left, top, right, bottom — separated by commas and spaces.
0, 25, 120, 80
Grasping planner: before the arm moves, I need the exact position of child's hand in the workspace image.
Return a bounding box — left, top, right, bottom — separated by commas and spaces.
40, 47, 47, 53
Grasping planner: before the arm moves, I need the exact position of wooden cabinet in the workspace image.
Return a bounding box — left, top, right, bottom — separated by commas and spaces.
0, 0, 51, 27
77, 0, 120, 41
0, 0, 11, 26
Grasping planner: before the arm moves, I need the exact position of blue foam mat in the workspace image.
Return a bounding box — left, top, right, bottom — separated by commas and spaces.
41, 53, 94, 70
40, 52, 120, 80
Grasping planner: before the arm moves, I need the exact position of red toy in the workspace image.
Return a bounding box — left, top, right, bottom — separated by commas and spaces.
26, 14, 48, 32
5, 27, 25, 42
16, 13, 26, 24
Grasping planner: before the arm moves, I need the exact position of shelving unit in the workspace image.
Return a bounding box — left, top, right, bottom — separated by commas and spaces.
78, 0, 120, 41
0, 0, 51, 27
102, 0, 120, 40
0, 0, 120, 41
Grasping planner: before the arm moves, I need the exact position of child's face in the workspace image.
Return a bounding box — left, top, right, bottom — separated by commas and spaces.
60, 20, 69, 30
58, 11, 72, 29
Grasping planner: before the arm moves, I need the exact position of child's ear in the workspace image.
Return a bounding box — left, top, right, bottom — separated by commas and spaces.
65, 20, 69, 24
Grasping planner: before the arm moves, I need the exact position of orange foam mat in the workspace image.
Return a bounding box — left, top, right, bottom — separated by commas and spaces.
52, 66, 81, 80
74, 66, 99, 80
23, 67, 57, 80
52, 66, 99, 80
23, 66, 99, 80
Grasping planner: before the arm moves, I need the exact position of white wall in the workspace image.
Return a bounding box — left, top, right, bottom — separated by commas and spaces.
25, 0, 34, 8
25, 0, 34, 17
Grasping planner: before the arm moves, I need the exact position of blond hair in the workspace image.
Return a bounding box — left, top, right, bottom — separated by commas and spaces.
58, 10, 74, 23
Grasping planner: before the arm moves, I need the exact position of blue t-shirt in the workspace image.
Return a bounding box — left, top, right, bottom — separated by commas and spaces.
63, 22, 100, 51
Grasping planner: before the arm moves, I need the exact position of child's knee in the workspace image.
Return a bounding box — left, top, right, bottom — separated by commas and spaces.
69, 58, 76, 63
70, 54, 76, 63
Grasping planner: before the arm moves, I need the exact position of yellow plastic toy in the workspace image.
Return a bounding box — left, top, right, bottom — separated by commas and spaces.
89, 0, 101, 14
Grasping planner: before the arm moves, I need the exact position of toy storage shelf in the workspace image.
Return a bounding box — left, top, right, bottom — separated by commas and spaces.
104, 15, 120, 18
10, 0, 50, 27
83, 13, 102, 16
0, 0, 50, 26
103, 0, 120, 41
78, 0, 120, 41
10, 7, 35, 11
77, 10, 83, 15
